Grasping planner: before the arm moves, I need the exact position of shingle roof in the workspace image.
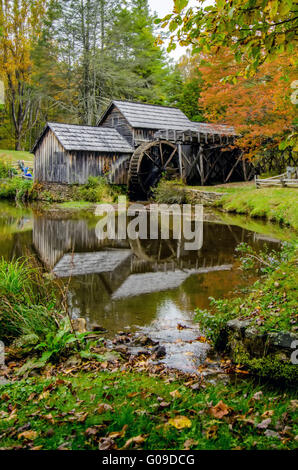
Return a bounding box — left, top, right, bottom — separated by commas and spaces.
33, 123, 134, 153
99, 100, 193, 130
191, 122, 237, 136
98, 100, 237, 135
53, 250, 132, 278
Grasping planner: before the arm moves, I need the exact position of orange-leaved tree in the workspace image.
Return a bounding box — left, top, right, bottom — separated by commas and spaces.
197, 48, 297, 168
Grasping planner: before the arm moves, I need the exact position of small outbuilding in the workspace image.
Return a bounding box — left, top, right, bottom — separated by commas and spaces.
33, 122, 133, 185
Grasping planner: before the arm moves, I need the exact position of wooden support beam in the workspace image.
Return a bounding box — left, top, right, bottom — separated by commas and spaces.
242, 156, 247, 181
178, 143, 183, 180
199, 146, 204, 185
224, 152, 243, 183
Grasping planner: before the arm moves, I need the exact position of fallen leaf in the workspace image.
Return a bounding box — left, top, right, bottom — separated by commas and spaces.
85, 425, 105, 437
97, 403, 113, 414
44, 412, 54, 421
18, 431, 38, 441
256, 418, 271, 429
209, 401, 230, 419
1, 393, 10, 401
290, 400, 298, 411
77, 412, 88, 423
184, 439, 198, 450
122, 435, 146, 449
108, 425, 128, 439
196, 336, 209, 343
98, 437, 117, 450
168, 416, 192, 429
159, 401, 170, 408
38, 390, 50, 401
264, 429, 281, 439
262, 410, 274, 418
205, 425, 218, 439
170, 390, 181, 399
253, 391, 263, 400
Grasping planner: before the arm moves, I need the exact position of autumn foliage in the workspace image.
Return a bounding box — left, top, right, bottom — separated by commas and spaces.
198, 49, 297, 160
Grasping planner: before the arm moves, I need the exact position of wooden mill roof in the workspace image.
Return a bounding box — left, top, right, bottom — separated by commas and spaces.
191, 122, 236, 136
53, 250, 132, 278
33, 123, 134, 153
99, 100, 237, 136
98, 100, 193, 130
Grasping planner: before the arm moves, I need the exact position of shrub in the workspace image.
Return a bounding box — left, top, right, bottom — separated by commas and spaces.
73, 176, 119, 203
0, 161, 15, 178
0, 178, 35, 201
152, 178, 188, 204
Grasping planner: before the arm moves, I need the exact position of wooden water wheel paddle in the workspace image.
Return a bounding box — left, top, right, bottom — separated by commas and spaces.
128, 140, 179, 200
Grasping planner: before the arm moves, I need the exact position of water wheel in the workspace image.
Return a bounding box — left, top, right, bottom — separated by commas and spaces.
129, 237, 178, 263
128, 140, 179, 200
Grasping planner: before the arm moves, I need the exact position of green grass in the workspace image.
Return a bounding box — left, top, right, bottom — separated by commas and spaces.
0, 372, 296, 450
0, 258, 59, 343
0, 149, 34, 165
188, 183, 255, 193
56, 201, 94, 210
215, 188, 298, 230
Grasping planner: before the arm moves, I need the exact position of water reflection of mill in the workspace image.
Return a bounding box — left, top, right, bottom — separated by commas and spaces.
32, 214, 278, 328
33, 215, 234, 293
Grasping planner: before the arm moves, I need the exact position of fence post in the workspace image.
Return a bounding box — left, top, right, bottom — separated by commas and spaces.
254, 175, 259, 189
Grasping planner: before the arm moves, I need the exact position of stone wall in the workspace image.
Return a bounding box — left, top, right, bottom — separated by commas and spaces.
186, 189, 226, 206
35, 182, 76, 201
221, 319, 298, 382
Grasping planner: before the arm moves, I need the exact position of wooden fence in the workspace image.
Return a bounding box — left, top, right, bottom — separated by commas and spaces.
255, 173, 298, 188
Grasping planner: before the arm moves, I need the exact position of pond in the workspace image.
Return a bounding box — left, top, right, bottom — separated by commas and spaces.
0, 201, 282, 374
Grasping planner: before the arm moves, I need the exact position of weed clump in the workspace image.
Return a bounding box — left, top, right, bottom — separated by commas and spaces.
153, 178, 188, 204
0, 258, 60, 343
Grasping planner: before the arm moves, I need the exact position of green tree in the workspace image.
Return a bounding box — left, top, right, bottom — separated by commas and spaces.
158, 0, 298, 75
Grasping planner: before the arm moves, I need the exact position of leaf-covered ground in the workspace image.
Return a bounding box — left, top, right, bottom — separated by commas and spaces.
0, 371, 297, 450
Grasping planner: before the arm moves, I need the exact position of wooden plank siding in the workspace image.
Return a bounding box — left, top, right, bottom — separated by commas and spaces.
100, 106, 135, 146
34, 128, 130, 185
34, 129, 67, 183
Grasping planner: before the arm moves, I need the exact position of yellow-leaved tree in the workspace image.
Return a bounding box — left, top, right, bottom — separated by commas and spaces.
0, 0, 46, 149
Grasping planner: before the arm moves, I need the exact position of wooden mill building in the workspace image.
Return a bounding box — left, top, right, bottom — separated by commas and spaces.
33, 122, 133, 185
33, 100, 253, 198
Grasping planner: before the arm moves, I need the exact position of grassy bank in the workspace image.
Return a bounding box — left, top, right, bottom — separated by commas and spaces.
196, 242, 298, 382
0, 371, 297, 450
0, 149, 34, 165
153, 181, 298, 231
215, 188, 298, 230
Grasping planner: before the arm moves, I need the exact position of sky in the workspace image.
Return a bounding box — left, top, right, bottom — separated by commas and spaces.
148, 0, 199, 61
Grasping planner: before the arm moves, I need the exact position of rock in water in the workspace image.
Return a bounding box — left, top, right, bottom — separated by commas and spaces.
73, 318, 87, 333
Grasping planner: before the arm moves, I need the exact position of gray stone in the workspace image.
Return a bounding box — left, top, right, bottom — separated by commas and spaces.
227, 319, 251, 334
268, 331, 298, 349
